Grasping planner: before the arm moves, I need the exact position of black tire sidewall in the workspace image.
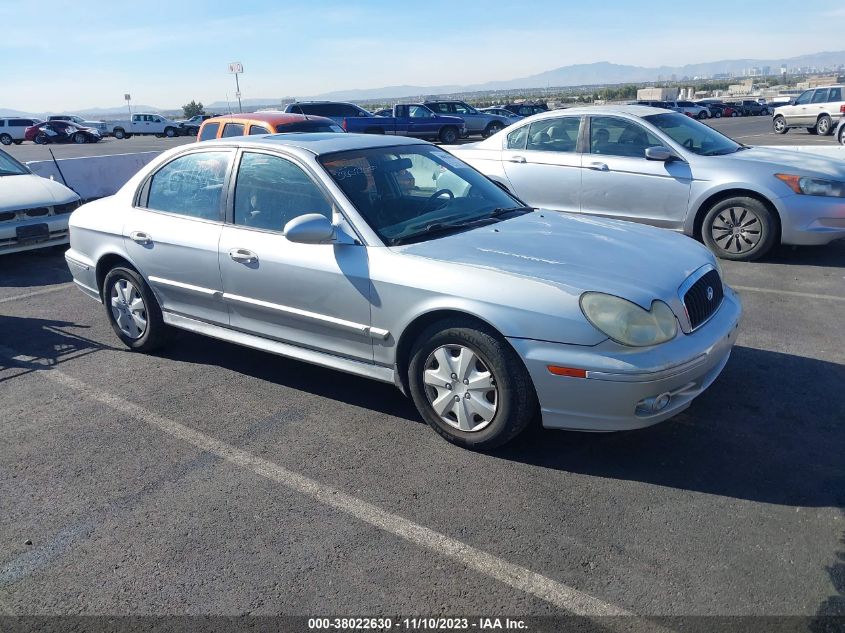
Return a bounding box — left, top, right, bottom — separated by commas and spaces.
0, 134, 11, 145
102, 266, 166, 352
408, 320, 536, 449
439, 127, 457, 144
701, 197, 777, 261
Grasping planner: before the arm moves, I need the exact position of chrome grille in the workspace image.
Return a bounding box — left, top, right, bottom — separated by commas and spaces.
683, 269, 723, 330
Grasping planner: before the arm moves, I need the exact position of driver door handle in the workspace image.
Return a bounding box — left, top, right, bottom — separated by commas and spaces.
229, 248, 258, 264
130, 231, 152, 245
508, 155, 526, 163
587, 162, 609, 171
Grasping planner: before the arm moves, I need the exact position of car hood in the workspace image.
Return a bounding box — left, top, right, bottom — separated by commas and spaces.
727, 146, 845, 179
0, 174, 79, 212
398, 211, 715, 309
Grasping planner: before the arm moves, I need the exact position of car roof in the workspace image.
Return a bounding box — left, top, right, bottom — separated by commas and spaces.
522, 105, 668, 118
202, 132, 428, 155
202, 112, 336, 127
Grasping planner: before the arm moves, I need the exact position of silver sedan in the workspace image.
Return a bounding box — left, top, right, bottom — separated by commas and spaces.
446, 105, 845, 261
65, 133, 741, 449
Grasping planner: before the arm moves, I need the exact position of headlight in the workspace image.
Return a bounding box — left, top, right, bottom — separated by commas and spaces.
775, 173, 845, 198
580, 292, 678, 347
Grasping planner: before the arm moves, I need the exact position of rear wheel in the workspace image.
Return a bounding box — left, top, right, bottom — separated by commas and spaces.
772, 116, 787, 134
438, 126, 458, 144
102, 267, 167, 352
164, 127, 177, 138
408, 318, 537, 450
702, 197, 777, 261
816, 114, 832, 136
73, 132, 87, 144
731, 111, 739, 117
697, 111, 708, 120
113, 127, 126, 139
0, 134, 11, 145
839, 125, 845, 146
34, 134, 48, 144
806, 126, 818, 135
483, 121, 504, 138
13, 140, 22, 145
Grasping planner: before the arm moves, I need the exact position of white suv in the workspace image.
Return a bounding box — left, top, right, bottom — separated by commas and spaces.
0, 117, 43, 145
772, 85, 845, 136
666, 101, 710, 119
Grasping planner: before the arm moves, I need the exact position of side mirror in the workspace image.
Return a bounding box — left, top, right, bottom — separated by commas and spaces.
284, 213, 336, 244
645, 146, 674, 162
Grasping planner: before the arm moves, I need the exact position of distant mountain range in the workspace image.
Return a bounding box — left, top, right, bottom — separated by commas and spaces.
5, 50, 845, 117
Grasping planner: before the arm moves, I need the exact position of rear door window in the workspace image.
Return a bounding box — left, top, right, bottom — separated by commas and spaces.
526, 118, 581, 153
145, 151, 232, 220
199, 123, 220, 141
221, 123, 245, 137
811, 89, 829, 104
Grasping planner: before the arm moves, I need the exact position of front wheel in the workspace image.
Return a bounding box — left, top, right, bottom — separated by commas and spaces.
408, 319, 537, 449
102, 266, 167, 352
74, 132, 87, 144
816, 115, 832, 136
34, 134, 48, 144
702, 197, 777, 262
697, 111, 708, 120
772, 116, 788, 134
731, 111, 739, 117
164, 127, 177, 138
438, 126, 458, 144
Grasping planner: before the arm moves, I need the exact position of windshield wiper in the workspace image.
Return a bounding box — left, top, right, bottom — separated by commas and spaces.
389, 216, 502, 245
487, 206, 534, 218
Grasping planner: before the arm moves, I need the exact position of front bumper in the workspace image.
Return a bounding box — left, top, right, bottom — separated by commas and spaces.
0, 216, 69, 255
509, 287, 742, 431
778, 191, 845, 246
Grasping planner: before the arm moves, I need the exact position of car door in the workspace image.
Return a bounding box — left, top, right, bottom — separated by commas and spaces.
500, 116, 583, 213
807, 89, 830, 126
579, 115, 692, 230
786, 90, 814, 126
404, 105, 439, 138
218, 149, 373, 362
453, 102, 483, 134
124, 148, 233, 325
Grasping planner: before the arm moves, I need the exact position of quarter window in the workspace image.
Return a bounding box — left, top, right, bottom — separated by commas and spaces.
145, 151, 231, 220
198, 122, 219, 141
828, 87, 842, 102
589, 116, 662, 158
248, 125, 271, 135
506, 125, 528, 150
233, 152, 333, 232
526, 118, 580, 153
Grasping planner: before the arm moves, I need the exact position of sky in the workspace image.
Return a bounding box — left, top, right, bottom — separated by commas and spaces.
4, 0, 845, 112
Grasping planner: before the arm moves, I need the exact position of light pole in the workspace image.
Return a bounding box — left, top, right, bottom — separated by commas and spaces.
228, 62, 244, 113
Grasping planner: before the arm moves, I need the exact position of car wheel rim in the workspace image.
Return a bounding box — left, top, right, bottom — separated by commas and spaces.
819, 120, 829, 134
110, 279, 147, 339
711, 207, 763, 255
423, 344, 498, 433
774, 119, 784, 131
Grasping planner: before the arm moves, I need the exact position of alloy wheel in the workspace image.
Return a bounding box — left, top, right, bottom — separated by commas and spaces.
110, 279, 148, 339
423, 344, 498, 432
710, 206, 763, 255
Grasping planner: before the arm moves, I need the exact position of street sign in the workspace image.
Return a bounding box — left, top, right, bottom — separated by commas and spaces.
228, 62, 243, 74
124, 94, 131, 101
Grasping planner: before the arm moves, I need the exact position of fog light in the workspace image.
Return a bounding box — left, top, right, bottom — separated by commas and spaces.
635, 392, 673, 416
653, 393, 671, 412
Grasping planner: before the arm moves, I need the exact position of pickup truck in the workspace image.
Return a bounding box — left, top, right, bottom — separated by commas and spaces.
340, 104, 466, 144
108, 113, 184, 139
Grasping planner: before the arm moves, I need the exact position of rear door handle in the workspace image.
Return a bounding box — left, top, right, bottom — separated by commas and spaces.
587, 162, 609, 171
508, 155, 526, 163
229, 248, 258, 264
130, 231, 151, 245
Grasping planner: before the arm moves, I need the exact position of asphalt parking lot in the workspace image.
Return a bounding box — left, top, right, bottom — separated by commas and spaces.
1, 234, 844, 626
2, 115, 841, 164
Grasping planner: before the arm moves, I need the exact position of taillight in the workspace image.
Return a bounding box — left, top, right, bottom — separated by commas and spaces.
840, 104, 845, 114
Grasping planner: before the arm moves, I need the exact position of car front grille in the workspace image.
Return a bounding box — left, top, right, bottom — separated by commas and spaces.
0, 201, 79, 223
683, 269, 724, 330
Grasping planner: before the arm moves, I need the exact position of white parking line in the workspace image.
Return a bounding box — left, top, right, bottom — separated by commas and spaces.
0, 283, 74, 304
27, 363, 634, 619
732, 285, 845, 302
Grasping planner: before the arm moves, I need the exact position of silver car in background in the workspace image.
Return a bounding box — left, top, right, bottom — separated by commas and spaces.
65, 133, 740, 449
446, 105, 845, 261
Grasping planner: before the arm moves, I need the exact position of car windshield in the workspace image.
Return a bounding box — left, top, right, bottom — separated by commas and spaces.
320, 144, 529, 245
0, 150, 30, 176
643, 112, 742, 156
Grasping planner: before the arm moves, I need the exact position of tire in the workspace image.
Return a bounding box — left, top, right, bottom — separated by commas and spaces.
697, 111, 708, 120
124, 133, 133, 139
0, 133, 11, 145
761, 107, 770, 115
807, 126, 818, 135
816, 114, 832, 136
113, 127, 126, 139
73, 132, 87, 144
482, 121, 504, 138
34, 134, 48, 145
839, 125, 845, 146
701, 196, 777, 262
187, 126, 198, 136
13, 140, 22, 145
772, 116, 788, 134
164, 127, 176, 138
102, 266, 167, 352
714, 111, 722, 118
438, 126, 458, 144
408, 318, 537, 450
731, 111, 739, 117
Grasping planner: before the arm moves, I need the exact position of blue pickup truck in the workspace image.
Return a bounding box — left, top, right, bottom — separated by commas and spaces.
341, 104, 466, 144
